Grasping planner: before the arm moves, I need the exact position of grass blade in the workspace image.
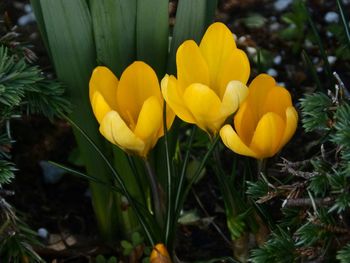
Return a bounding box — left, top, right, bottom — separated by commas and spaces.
302, 50, 323, 92
305, 3, 333, 82
49, 161, 123, 193
337, 0, 350, 45
66, 115, 157, 246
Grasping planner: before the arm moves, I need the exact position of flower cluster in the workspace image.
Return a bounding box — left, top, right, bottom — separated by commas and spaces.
89, 22, 298, 159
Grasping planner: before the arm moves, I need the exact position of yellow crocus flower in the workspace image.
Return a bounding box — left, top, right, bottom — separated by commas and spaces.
220, 74, 298, 159
89, 61, 174, 157
150, 243, 172, 263
161, 22, 250, 134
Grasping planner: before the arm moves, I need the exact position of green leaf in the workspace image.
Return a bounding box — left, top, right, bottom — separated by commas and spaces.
89, 0, 137, 76
136, 0, 169, 77
205, 0, 218, 27
242, 13, 267, 29
168, 0, 207, 74
337, 243, 350, 263
33, 0, 119, 240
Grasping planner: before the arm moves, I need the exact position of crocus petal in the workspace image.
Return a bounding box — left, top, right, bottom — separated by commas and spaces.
89, 66, 118, 110
199, 22, 237, 94
218, 49, 250, 98
100, 111, 145, 155
234, 102, 259, 145
90, 91, 112, 124
183, 83, 222, 133
220, 125, 258, 158
246, 74, 276, 119
134, 96, 163, 156
249, 112, 285, 158
161, 74, 196, 123
150, 244, 171, 263
279, 106, 298, 149
117, 61, 161, 126
262, 86, 293, 120
220, 80, 248, 117
176, 40, 210, 89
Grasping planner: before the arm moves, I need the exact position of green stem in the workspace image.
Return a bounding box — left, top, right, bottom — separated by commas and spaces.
174, 126, 196, 216
144, 159, 163, 227
177, 135, 220, 218
163, 101, 172, 246
257, 158, 267, 178
66, 116, 155, 246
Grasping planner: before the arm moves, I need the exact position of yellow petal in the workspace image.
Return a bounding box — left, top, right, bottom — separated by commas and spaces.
99, 111, 145, 155
176, 40, 210, 89
218, 49, 250, 98
161, 74, 196, 123
134, 96, 163, 156
117, 61, 161, 127
249, 112, 285, 158
90, 91, 112, 124
199, 22, 237, 94
89, 66, 118, 110
262, 86, 293, 120
279, 106, 298, 149
246, 74, 276, 119
183, 83, 223, 133
220, 124, 258, 158
220, 80, 248, 117
234, 102, 259, 145
150, 244, 172, 263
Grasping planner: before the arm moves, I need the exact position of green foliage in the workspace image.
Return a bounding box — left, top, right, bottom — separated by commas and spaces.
279, 0, 308, 54
250, 229, 297, 263
299, 92, 333, 132
0, 46, 70, 121
0, 200, 44, 263
337, 243, 350, 263
0, 160, 16, 185
0, 18, 69, 263
121, 231, 144, 256
246, 180, 269, 200
249, 86, 350, 261
95, 255, 118, 263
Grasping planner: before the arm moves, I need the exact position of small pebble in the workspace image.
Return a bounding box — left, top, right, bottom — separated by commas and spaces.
273, 55, 282, 65
18, 13, 35, 26
37, 228, 49, 239
326, 31, 334, 38
39, 160, 65, 184
277, 82, 286, 87
84, 189, 91, 198
269, 22, 280, 32
274, 0, 293, 11
267, 68, 278, 77
238, 36, 246, 45
317, 67, 323, 73
313, 57, 319, 64
304, 39, 313, 49
270, 16, 277, 22
324, 12, 339, 24
246, 46, 257, 56
24, 4, 32, 13
232, 33, 237, 41
327, 56, 337, 65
